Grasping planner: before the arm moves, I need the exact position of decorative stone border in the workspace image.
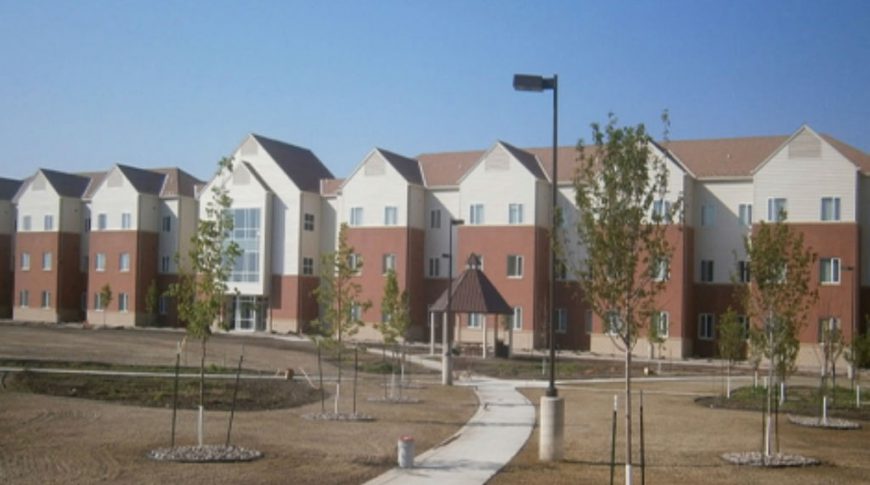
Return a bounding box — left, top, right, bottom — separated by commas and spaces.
787, 414, 861, 430
721, 451, 820, 467
147, 445, 263, 463
302, 412, 375, 422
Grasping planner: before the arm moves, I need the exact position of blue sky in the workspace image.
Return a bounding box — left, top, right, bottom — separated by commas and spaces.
1, 0, 868, 182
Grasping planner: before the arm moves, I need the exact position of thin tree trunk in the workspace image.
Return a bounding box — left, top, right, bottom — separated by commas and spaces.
199, 337, 206, 447
726, 361, 732, 399
625, 338, 633, 485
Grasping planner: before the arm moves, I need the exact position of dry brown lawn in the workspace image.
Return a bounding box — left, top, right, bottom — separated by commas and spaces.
0, 324, 477, 485
492, 379, 870, 485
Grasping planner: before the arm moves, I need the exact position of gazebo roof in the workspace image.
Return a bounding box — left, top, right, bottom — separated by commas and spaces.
430, 254, 513, 315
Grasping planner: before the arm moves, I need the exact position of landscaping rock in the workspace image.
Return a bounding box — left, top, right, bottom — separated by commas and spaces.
721, 451, 820, 467
147, 445, 263, 463
787, 414, 861, 430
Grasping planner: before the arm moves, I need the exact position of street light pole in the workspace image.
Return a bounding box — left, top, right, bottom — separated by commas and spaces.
442, 218, 464, 386
514, 73, 563, 461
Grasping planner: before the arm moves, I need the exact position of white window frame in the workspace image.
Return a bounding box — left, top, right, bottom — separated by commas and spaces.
651, 199, 670, 221
817, 317, 842, 343
699, 313, 715, 340
606, 310, 623, 336
43, 214, 53, 231
508, 203, 524, 224
820, 197, 841, 222
22, 215, 31, 231
94, 293, 104, 311
21, 252, 30, 271
468, 313, 484, 328
820, 257, 841, 285
348, 253, 362, 274
42, 252, 52, 271
700, 204, 715, 227
95, 253, 106, 272
555, 308, 567, 334
384, 206, 398, 226
768, 198, 787, 222
19, 289, 29, 307
41, 290, 51, 309
738, 203, 753, 226
383, 253, 397, 274
507, 255, 524, 278
430, 209, 441, 229
652, 258, 668, 281
97, 213, 107, 230
349, 207, 364, 226
652, 311, 669, 338
350, 304, 363, 322
469, 204, 485, 225
121, 212, 132, 230
119, 253, 130, 272
700, 260, 714, 283
513, 307, 524, 331
118, 293, 129, 312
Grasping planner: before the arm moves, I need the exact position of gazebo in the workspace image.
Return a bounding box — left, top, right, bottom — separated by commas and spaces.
430, 254, 514, 358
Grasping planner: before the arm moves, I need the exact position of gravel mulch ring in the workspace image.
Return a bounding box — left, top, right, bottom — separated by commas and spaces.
721, 451, 821, 467
787, 414, 861, 429
302, 412, 376, 422
367, 396, 421, 404
147, 445, 263, 463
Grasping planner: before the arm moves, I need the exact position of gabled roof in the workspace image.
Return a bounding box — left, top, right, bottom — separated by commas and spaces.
320, 178, 344, 197
416, 149, 482, 187
0, 177, 23, 201
377, 148, 424, 185
150, 167, 204, 198
78, 171, 108, 200
821, 135, 870, 174
666, 135, 789, 179
41, 169, 93, 198
499, 141, 548, 180
251, 134, 334, 192
430, 255, 513, 315
116, 164, 166, 195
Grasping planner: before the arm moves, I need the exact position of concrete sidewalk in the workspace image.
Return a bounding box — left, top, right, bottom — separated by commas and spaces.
364, 377, 535, 485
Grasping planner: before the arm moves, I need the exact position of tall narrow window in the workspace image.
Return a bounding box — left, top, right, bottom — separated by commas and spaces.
700, 204, 715, 227
43, 215, 54, 231
513, 307, 524, 331
737, 261, 751, 283
430, 209, 441, 229
469, 204, 485, 225
158, 295, 169, 315
302, 257, 314, 276
382, 253, 397, 274
652, 258, 669, 281
94, 293, 104, 311
348, 253, 362, 274
821, 197, 841, 221
384, 206, 398, 226
555, 308, 567, 334
700, 260, 714, 282
507, 255, 524, 278
820, 257, 841, 284
41, 291, 51, 308
768, 198, 787, 222
21, 252, 30, 271
229, 208, 261, 283
651, 199, 671, 221
97, 213, 107, 230
118, 293, 129, 312
42, 252, 52, 271
699, 313, 715, 340
652, 312, 669, 338
508, 203, 524, 224
584, 309, 593, 335
350, 207, 364, 226
121, 212, 132, 229
19, 289, 29, 307
22, 215, 31, 231
119, 253, 130, 272
428, 257, 440, 277
606, 311, 622, 336
738, 204, 753, 226
95, 253, 106, 272
162, 216, 171, 232
161, 256, 171, 273
304, 213, 315, 231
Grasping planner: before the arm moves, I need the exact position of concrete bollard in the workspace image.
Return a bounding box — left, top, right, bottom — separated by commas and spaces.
539, 396, 565, 461
398, 435, 415, 468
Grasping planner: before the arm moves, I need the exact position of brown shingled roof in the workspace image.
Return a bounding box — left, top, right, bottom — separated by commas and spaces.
252, 134, 334, 193
430, 255, 513, 315
320, 178, 344, 196
416, 150, 482, 187
664, 135, 788, 178
821, 135, 870, 174
150, 167, 204, 198
377, 149, 424, 185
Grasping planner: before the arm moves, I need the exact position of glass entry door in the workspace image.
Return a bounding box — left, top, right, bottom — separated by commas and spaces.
230, 295, 265, 332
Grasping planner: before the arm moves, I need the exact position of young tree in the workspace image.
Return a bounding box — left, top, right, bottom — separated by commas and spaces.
167, 157, 241, 446
313, 223, 372, 413
845, 320, 870, 389
818, 318, 845, 407
99, 283, 113, 325
718, 308, 746, 399
379, 269, 410, 396
574, 114, 679, 483
736, 213, 817, 460
145, 279, 159, 326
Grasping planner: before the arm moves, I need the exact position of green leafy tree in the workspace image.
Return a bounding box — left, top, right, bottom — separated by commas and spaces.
818, 318, 845, 407
718, 307, 746, 398
845, 319, 870, 387
99, 283, 113, 325
313, 223, 372, 413
145, 279, 159, 326
379, 268, 410, 396
647, 311, 667, 360
574, 113, 679, 482
167, 157, 241, 445
736, 212, 817, 459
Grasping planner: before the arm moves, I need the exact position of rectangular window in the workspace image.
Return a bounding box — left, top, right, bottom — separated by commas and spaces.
162, 216, 171, 232
350, 207, 364, 226
350, 304, 362, 322
41, 291, 51, 308
95, 253, 106, 272
820, 257, 841, 284
22, 215, 31, 231
651, 199, 671, 221
652, 258, 669, 281
97, 213, 107, 230
768, 198, 787, 222
700, 260, 714, 282
699, 313, 715, 340
737, 315, 750, 339
469, 204, 485, 225
85, 217, 91, 232
302, 257, 314, 276
19, 289, 29, 307
230, 208, 261, 283
555, 308, 567, 334
738, 204, 753, 226
468, 313, 484, 328
21, 252, 30, 271
121, 213, 132, 229
817, 317, 842, 342
737, 261, 751, 283
584, 309, 593, 335
606, 311, 622, 336
383, 253, 397, 274
118, 293, 129, 312
507, 255, 524, 278
304, 213, 315, 231
161, 256, 171, 273
513, 307, 524, 331
701, 204, 715, 227
42, 252, 52, 271
821, 197, 841, 221
44, 215, 54, 231
508, 203, 524, 224
158, 295, 169, 316
428, 257, 440, 277
384, 206, 398, 226
430, 209, 441, 229
348, 253, 362, 274
94, 293, 103, 311
119, 253, 130, 272
652, 311, 669, 338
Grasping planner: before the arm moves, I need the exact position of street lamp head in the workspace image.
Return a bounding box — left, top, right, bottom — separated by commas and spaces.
451, 218, 465, 226
513, 74, 556, 92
